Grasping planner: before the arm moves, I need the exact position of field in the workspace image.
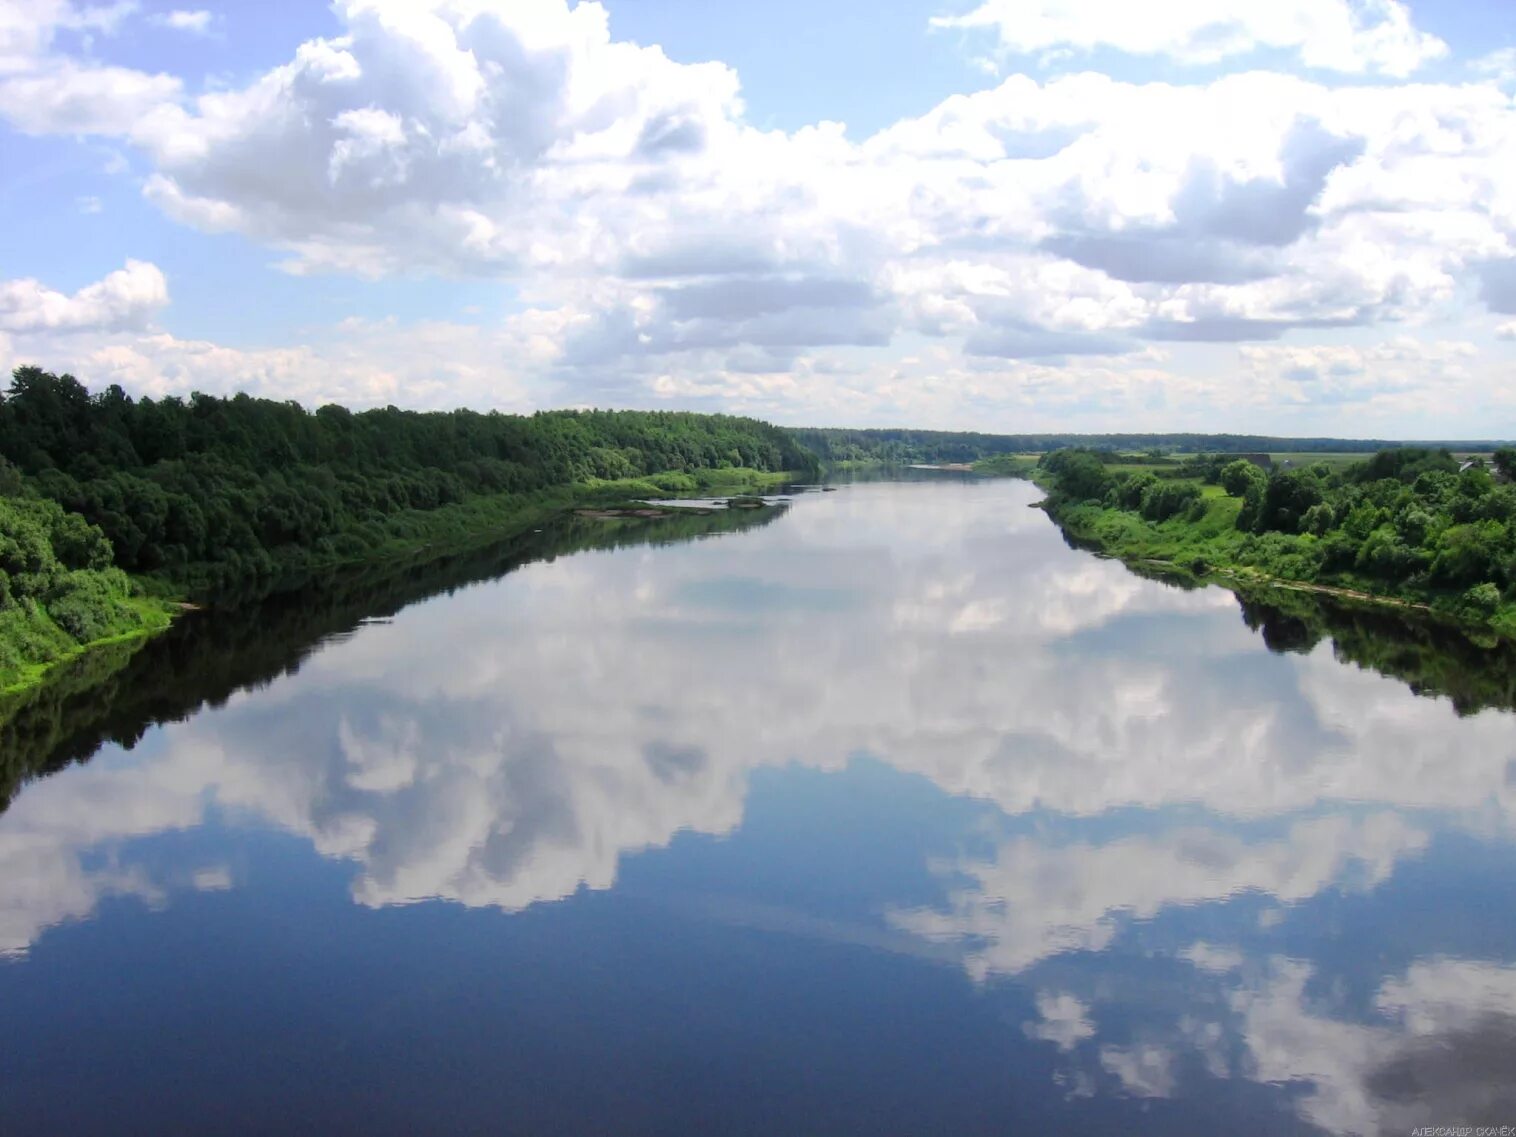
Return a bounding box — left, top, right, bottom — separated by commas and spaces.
1266, 451, 1368, 469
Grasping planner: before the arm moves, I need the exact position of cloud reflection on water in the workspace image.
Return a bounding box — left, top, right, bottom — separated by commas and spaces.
2, 477, 1513, 1132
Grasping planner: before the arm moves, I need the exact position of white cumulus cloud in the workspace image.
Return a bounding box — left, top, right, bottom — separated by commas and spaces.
0, 0, 1511, 428
155, 8, 210, 34
0, 260, 167, 334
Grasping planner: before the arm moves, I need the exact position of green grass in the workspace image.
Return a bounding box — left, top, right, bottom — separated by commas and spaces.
1055, 487, 1247, 568
972, 454, 1039, 477
0, 594, 173, 697
1102, 461, 1180, 477
1267, 452, 1376, 469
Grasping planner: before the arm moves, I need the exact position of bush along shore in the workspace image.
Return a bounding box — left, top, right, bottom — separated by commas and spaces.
0, 367, 816, 693
1025, 446, 1516, 638
0, 492, 173, 695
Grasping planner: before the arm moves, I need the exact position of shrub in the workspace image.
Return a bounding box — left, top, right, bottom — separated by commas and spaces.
1040, 449, 1111, 501
1139, 481, 1201, 522
1113, 472, 1157, 511
1460, 582, 1502, 617
1220, 460, 1266, 498
1302, 502, 1337, 536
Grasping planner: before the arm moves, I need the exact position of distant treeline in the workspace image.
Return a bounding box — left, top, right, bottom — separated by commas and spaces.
0, 367, 817, 589
792, 427, 1510, 465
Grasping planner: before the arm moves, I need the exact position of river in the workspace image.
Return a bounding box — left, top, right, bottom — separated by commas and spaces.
2, 475, 1514, 1135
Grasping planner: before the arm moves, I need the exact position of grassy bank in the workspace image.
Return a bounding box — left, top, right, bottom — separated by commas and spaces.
1024, 449, 1516, 639
1049, 491, 1516, 637
0, 596, 173, 698
0, 494, 180, 695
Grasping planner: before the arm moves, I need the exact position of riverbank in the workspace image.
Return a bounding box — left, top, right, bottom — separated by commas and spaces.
147, 466, 797, 598
0, 493, 181, 697
0, 496, 789, 810
0, 596, 175, 698
1035, 476, 1516, 641
0, 467, 798, 698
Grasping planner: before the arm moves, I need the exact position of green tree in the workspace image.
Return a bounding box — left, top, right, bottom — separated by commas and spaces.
1494, 447, 1516, 481
1220, 460, 1266, 499
1040, 449, 1110, 501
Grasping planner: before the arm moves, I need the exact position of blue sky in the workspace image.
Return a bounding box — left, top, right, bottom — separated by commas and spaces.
1, 0, 1514, 435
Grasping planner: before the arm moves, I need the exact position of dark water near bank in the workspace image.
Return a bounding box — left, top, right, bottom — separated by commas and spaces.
3, 477, 1515, 1136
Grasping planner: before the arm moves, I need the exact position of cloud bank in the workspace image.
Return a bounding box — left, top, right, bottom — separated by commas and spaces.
0, 0, 1511, 430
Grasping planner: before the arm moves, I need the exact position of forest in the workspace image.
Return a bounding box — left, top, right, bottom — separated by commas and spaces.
1036, 445, 1516, 635
0, 367, 815, 584
0, 366, 817, 688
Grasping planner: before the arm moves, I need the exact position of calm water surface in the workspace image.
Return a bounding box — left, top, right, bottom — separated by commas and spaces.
3, 477, 1515, 1135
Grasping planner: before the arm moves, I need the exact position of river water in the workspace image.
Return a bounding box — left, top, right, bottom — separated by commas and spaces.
2, 476, 1514, 1135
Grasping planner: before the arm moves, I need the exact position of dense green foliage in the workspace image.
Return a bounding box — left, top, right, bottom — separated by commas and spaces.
793, 426, 1503, 466
0, 367, 816, 591
0, 488, 166, 686
1036, 446, 1516, 634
